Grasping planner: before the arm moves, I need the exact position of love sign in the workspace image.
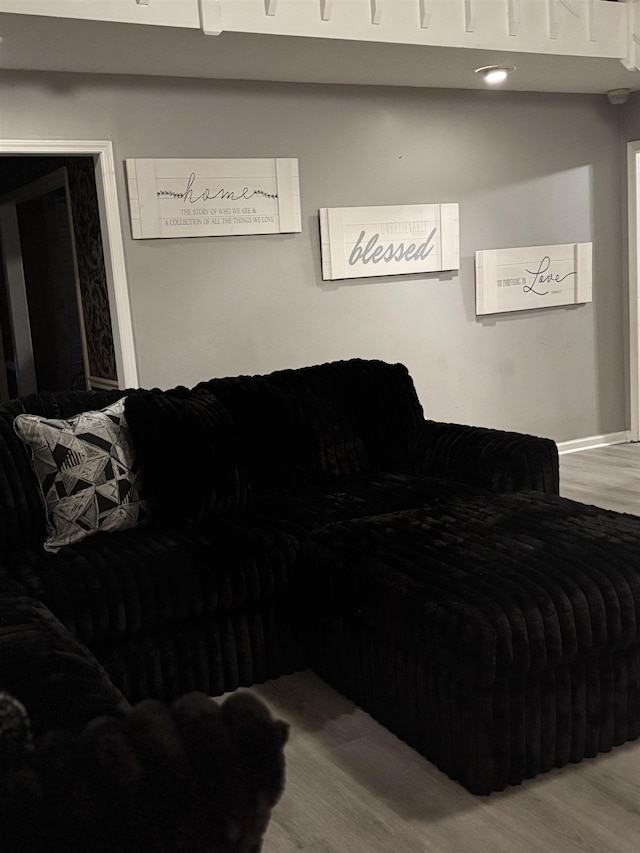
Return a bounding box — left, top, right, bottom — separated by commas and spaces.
319, 203, 459, 281
475, 242, 592, 315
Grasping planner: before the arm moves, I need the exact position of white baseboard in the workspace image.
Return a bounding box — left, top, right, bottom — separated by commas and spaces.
557, 430, 633, 455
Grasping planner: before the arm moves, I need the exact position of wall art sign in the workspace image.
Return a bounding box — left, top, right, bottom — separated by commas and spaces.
475, 242, 592, 315
319, 203, 459, 281
125, 158, 301, 239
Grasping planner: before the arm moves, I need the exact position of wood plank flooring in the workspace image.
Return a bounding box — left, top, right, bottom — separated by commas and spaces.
241, 444, 640, 852
558, 443, 640, 516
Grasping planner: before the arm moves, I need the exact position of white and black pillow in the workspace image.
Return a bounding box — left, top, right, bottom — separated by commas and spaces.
13, 398, 146, 552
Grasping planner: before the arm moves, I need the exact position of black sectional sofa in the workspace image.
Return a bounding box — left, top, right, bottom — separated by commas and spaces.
0, 358, 562, 787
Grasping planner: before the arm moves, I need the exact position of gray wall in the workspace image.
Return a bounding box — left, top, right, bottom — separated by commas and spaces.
0, 70, 629, 442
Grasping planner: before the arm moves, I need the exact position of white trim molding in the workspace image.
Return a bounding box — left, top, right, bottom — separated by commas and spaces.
629, 139, 640, 442
0, 139, 139, 390
198, 0, 631, 65
623, 0, 640, 72
1, 1, 636, 73
557, 431, 632, 455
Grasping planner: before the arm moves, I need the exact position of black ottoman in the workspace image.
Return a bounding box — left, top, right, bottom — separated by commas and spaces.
300, 491, 640, 794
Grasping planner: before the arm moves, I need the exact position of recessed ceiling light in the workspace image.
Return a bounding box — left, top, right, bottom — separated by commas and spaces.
475, 65, 516, 85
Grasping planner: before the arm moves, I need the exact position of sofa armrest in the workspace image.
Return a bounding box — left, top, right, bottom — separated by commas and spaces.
412, 420, 559, 495
0, 569, 130, 736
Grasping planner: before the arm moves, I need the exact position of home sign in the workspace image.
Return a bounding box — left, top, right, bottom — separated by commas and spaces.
475, 242, 592, 315
319, 203, 460, 281
125, 158, 301, 239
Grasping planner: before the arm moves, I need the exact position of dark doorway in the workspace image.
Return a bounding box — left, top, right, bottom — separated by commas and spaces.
0, 156, 118, 401
17, 183, 88, 392
0, 168, 89, 398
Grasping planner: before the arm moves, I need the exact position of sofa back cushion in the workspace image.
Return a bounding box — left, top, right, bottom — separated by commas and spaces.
195, 359, 424, 491
0, 361, 423, 545
0, 389, 127, 555
123, 388, 251, 528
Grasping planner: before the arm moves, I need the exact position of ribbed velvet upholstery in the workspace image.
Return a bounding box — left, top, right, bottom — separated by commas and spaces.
0, 359, 563, 788
0, 408, 45, 553
124, 388, 252, 527
415, 419, 560, 494
301, 492, 640, 793
5, 389, 127, 421
14, 521, 299, 643
96, 604, 299, 705
0, 567, 129, 737
195, 359, 425, 490
256, 472, 484, 539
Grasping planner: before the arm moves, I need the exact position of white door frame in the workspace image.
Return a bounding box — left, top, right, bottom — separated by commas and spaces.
629, 140, 640, 441
0, 139, 138, 389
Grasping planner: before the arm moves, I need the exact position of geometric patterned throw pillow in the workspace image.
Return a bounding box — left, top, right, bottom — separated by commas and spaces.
13, 398, 147, 553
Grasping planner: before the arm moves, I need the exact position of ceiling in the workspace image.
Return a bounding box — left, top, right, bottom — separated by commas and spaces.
0, 12, 639, 96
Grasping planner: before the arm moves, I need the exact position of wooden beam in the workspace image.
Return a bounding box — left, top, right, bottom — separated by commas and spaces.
625, 2, 640, 74
549, 0, 581, 38
559, 0, 580, 18
320, 0, 334, 22
464, 0, 476, 33
199, 0, 222, 35
587, 0, 595, 42
548, 0, 560, 39
419, 0, 431, 29
508, 0, 520, 37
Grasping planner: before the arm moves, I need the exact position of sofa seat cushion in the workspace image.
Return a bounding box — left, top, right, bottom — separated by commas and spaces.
301, 491, 640, 688
256, 472, 483, 537
10, 521, 299, 648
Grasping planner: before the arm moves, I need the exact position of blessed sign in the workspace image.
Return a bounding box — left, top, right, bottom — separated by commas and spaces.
125, 158, 301, 239
319, 203, 459, 280
475, 242, 592, 315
